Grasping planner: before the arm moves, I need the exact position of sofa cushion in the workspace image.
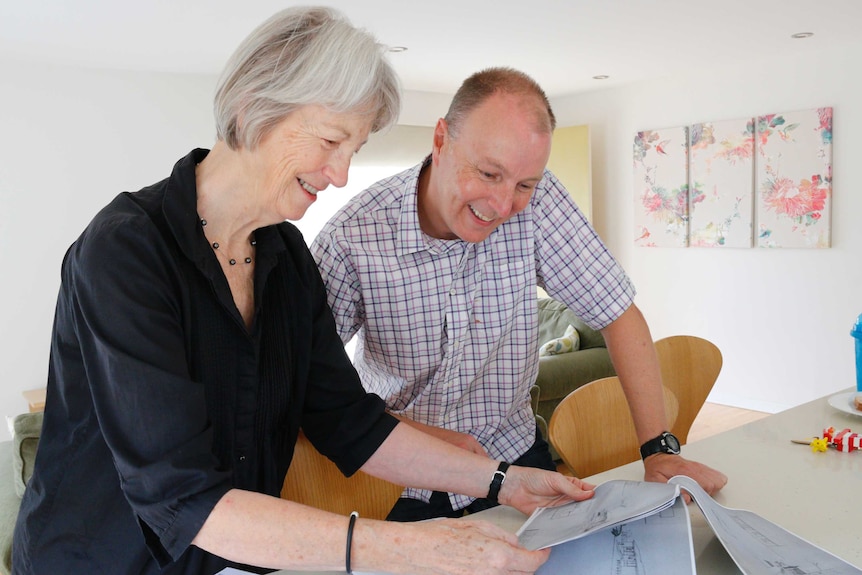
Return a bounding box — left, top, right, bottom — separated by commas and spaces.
539, 324, 580, 356
0, 441, 19, 575
536, 297, 605, 350
0, 412, 43, 575
12, 412, 42, 498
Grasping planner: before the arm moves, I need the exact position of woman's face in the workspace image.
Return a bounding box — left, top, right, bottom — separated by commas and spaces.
251, 104, 374, 221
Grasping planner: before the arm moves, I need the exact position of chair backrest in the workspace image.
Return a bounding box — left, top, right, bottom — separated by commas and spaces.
548, 376, 680, 478
281, 430, 404, 520
654, 335, 723, 444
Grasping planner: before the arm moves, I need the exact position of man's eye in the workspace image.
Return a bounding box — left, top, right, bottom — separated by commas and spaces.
322, 139, 338, 148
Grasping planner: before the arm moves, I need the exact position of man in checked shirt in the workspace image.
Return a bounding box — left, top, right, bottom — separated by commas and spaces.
311, 67, 727, 521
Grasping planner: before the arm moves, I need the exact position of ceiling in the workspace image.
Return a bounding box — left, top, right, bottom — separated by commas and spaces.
3, 0, 862, 97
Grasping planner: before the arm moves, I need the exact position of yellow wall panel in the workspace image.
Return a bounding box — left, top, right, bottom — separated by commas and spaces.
547, 125, 591, 221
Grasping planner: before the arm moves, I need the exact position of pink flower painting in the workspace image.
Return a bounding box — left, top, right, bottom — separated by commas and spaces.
756, 108, 832, 248
633, 126, 689, 247
689, 118, 754, 248
633, 107, 832, 249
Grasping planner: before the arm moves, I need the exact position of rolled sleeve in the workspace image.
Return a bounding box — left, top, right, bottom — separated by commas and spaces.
534, 171, 636, 329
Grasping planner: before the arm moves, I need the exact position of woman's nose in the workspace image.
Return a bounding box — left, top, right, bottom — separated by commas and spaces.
324, 153, 350, 188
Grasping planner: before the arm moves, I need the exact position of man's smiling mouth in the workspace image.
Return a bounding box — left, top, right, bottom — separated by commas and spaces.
469, 204, 494, 222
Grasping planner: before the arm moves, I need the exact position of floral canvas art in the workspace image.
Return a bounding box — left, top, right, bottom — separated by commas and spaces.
755, 108, 832, 248
633, 127, 689, 247
689, 118, 754, 248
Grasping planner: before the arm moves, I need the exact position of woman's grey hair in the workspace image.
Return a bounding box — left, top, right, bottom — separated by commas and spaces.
214, 6, 401, 150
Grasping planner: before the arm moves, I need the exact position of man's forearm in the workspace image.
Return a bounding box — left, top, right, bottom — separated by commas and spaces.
601, 304, 668, 444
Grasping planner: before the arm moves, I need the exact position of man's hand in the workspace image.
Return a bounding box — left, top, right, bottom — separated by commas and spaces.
498, 466, 596, 516
643, 453, 727, 501
428, 427, 489, 456
391, 413, 489, 456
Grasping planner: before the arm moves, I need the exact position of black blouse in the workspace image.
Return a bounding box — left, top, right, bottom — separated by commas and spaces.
13, 149, 397, 575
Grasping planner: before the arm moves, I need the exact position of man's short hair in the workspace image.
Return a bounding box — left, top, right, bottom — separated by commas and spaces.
444, 67, 556, 137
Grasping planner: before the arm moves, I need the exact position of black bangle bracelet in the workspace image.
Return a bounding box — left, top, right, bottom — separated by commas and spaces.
346, 511, 358, 574
486, 461, 510, 505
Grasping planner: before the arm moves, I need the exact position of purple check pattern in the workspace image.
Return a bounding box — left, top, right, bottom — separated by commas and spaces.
312, 160, 635, 509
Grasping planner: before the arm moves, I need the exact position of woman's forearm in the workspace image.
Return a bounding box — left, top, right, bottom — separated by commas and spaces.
192, 487, 549, 575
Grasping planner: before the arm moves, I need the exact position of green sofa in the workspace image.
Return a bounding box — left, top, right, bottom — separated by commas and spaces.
0, 411, 42, 575
533, 298, 616, 456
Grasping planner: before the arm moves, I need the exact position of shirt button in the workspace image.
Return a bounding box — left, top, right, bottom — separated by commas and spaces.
238, 455, 246, 462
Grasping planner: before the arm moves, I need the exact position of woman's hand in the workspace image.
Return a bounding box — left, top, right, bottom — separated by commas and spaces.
498, 466, 595, 516
360, 517, 551, 575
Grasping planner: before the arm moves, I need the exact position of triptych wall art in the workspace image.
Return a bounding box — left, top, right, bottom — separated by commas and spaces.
633, 107, 832, 248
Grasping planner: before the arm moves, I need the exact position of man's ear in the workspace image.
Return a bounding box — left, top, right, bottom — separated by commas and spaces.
431, 118, 448, 164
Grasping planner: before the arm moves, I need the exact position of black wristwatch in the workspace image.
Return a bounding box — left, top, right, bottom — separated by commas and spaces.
639, 431, 681, 460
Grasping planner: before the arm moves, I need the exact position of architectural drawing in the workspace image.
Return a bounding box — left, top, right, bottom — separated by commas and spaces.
535, 498, 694, 575
517, 480, 679, 551
670, 476, 861, 574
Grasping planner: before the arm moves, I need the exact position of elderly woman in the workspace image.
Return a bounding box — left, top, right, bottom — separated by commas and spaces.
12, 7, 594, 575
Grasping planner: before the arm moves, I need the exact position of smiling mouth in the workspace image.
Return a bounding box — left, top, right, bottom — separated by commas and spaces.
469, 204, 494, 223
299, 179, 319, 196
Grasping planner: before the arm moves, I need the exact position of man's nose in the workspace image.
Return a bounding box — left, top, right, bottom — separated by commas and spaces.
487, 187, 516, 219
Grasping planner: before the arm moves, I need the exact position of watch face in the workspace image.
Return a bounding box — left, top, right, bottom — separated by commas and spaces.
663, 432, 680, 453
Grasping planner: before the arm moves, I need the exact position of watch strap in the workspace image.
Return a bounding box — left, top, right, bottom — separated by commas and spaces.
639, 431, 680, 460
486, 462, 510, 504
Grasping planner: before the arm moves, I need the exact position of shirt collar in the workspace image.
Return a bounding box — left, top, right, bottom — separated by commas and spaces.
162, 148, 211, 270
161, 148, 286, 277
395, 158, 428, 256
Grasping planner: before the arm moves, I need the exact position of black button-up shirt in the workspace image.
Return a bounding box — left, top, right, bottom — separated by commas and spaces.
13, 149, 397, 574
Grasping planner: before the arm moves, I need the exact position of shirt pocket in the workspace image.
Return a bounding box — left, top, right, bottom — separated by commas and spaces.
472, 258, 531, 336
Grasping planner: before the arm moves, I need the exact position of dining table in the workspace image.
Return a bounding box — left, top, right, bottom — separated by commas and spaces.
270, 387, 862, 574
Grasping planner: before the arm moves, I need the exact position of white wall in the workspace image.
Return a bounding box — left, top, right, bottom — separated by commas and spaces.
552, 44, 862, 412
0, 61, 216, 436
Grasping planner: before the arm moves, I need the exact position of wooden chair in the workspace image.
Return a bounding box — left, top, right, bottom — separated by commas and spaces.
654, 335, 723, 444
281, 430, 404, 520
548, 376, 680, 478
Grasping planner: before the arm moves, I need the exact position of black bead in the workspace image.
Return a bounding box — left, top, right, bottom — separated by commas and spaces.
229, 259, 236, 265
212, 242, 220, 249
245, 257, 252, 264
201, 219, 207, 226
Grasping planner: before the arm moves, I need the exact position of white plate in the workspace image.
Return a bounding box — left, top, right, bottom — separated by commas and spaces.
827, 391, 862, 416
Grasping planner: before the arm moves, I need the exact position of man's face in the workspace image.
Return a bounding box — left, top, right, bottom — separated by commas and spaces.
420, 92, 552, 243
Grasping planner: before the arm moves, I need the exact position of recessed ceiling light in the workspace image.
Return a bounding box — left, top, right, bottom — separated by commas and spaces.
388, 46, 408, 53
791, 32, 814, 39
593, 75, 610, 80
